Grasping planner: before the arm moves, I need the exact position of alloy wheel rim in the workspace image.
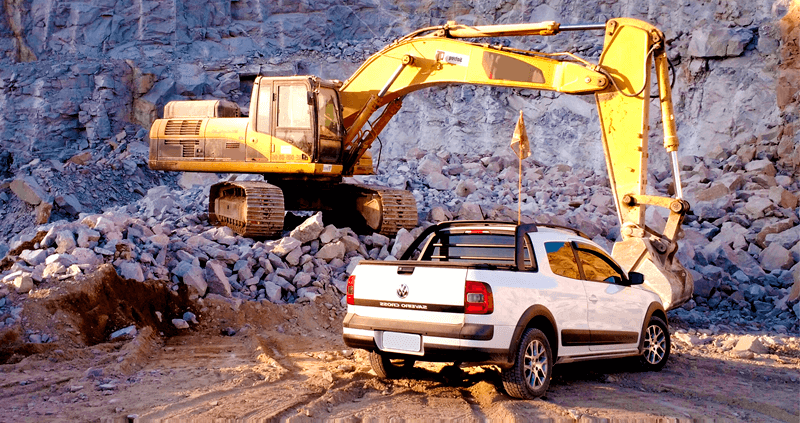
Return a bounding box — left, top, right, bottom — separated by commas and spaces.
523, 339, 548, 389
643, 324, 666, 365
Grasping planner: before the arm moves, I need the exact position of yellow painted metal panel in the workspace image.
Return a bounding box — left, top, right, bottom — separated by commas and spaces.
149, 160, 342, 175
339, 38, 606, 125
595, 19, 656, 227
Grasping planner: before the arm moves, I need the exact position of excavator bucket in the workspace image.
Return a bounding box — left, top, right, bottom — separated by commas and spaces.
613, 237, 694, 311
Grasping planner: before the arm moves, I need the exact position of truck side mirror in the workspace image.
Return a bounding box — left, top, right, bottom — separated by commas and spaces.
628, 271, 644, 285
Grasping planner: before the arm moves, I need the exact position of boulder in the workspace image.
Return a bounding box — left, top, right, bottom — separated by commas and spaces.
744, 159, 777, 176
765, 226, 800, 250
687, 26, 753, 58
133, 78, 175, 127
10, 177, 48, 205
20, 249, 48, 266
285, 247, 302, 266
76, 226, 101, 248
341, 235, 361, 253
457, 202, 484, 220
733, 336, 769, 354
743, 196, 773, 219
756, 219, 796, 248
109, 325, 137, 340
183, 266, 208, 298
118, 262, 145, 282
390, 229, 415, 258
717, 173, 745, 192
429, 206, 453, 223
293, 272, 313, 288
72, 248, 101, 266
205, 260, 232, 297
769, 186, 798, 209
455, 180, 477, 197
713, 222, 748, 250
370, 233, 390, 247
263, 281, 282, 302
55, 231, 77, 254
346, 256, 364, 274
178, 173, 219, 189
55, 194, 83, 215
273, 237, 301, 257
427, 173, 454, 190
418, 155, 444, 175
760, 243, 794, 271
42, 262, 66, 279
694, 183, 730, 202
13, 275, 34, 293
316, 241, 346, 262
172, 319, 190, 329
319, 225, 341, 244
290, 213, 325, 243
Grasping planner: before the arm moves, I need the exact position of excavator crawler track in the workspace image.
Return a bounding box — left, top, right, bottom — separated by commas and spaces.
348, 184, 418, 236
209, 181, 284, 238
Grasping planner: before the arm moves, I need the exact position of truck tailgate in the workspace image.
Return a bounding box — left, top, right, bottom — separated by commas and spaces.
350, 262, 468, 323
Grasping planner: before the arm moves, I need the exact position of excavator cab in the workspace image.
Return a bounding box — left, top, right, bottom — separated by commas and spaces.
246, 76, 344, 166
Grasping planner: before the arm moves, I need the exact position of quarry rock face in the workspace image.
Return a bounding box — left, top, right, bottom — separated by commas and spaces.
0, 0, 796, 338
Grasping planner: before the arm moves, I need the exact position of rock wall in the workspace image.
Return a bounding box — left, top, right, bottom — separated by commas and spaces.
0, 0, 794, 168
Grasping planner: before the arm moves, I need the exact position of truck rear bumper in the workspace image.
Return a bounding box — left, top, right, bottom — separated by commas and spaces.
342, 313, 511, 366
343, 313, 494, 340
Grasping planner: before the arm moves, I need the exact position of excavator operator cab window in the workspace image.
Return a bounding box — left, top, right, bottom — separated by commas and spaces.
316, 88, 343, 163
317, 89, 342, 138
255, 83, 272, 134
277, 85, 312, 129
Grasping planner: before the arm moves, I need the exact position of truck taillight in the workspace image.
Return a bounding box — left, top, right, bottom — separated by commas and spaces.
346, 275, 355, 305
464, 280, 493, 314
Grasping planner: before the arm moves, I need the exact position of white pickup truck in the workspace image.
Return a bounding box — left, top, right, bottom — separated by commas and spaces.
342, 220, 671, 399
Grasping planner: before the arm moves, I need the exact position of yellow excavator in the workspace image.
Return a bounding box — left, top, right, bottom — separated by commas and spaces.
148, 18, 693, 310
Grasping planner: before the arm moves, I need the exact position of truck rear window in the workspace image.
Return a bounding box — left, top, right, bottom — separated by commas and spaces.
422, 233, 532, 267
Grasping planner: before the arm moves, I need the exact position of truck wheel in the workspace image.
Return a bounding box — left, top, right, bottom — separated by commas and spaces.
501, 328, 552, 399
640, 316, 670, 371
369, 351, 412, 379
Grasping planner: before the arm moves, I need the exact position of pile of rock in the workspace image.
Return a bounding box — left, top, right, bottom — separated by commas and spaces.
0, 143, 797, 336
671, 143, 799, 333
0, 181, 426, 333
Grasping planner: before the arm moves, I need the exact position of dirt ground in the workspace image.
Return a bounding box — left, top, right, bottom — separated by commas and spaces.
0, 268, 798, 422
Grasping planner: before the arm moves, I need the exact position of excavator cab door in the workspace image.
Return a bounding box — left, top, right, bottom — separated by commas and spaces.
247, 77, 274, 162
316, 88, 344, 163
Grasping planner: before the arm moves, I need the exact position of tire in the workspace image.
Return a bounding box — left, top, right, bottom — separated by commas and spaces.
640, 316, 670, 371
501, 328, 552, 399
369, 350, 413, 379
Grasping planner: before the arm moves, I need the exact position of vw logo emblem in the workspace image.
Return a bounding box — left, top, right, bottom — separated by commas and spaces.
397, 284, 409, 299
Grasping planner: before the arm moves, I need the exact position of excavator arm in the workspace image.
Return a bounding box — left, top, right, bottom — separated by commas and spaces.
339, 18, 693, 309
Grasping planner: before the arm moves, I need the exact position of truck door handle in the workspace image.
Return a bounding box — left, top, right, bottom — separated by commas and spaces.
397, 266, 415, 275
589, 295, 598, 302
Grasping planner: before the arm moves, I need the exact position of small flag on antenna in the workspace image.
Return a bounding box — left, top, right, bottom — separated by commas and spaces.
510, 111, 531, 159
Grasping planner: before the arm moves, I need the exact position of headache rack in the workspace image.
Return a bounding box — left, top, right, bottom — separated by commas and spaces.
400, 220, 592, 270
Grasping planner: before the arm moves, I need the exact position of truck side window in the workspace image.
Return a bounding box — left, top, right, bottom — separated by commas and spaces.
545, 242, 580, 279
256, 83, 271, 134
277, 85, 312, 128
574, 242, 625, 283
